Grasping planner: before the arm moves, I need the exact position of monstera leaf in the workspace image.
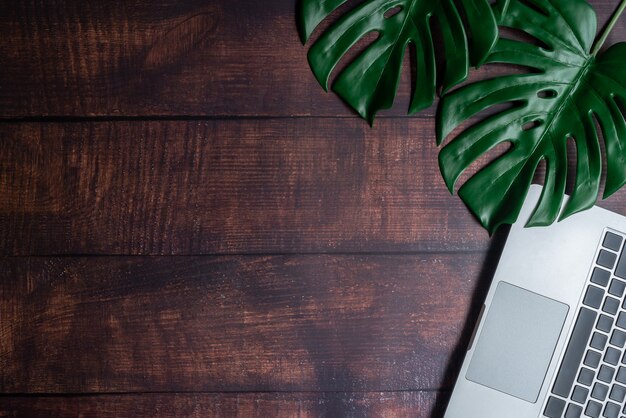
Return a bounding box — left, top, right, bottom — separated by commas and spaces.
437, 0, 626, 234
298, 0, 499, 123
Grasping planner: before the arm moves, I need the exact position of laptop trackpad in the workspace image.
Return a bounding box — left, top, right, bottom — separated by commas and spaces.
466, 282, 569, 403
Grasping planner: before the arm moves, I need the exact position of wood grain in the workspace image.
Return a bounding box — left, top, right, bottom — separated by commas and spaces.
0, 119, 491, 255
0, 253, 496, 393
0, 0, 623, 118
0, 392, 443, 418
4, 0, 626, 415
4, 118, 626, 255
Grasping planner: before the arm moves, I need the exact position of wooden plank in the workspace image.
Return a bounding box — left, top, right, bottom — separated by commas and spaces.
0, 118, 496, 255
0, 392, 443, 417
0, 0, 623, 118
0, 253, 493, 393
4, 118, 626, 255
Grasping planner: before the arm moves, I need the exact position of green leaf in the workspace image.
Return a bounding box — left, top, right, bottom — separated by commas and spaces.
436, 0, 626, 234
298, 0, 499, 123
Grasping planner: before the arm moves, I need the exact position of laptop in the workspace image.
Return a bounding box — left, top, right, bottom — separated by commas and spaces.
445, 185, 626, 418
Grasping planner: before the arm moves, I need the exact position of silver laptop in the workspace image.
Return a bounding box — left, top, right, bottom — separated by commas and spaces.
445, 185, 626, 418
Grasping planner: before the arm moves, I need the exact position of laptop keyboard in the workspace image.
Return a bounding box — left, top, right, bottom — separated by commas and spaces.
544, 231, 626, 418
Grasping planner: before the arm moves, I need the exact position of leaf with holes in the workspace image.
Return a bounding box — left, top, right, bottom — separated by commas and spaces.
437, 0, 626, 234
297, 0, 499, 123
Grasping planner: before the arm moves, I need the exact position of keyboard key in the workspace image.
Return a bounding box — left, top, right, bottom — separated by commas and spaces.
598, 314, 614, 332
598, 250, 618, 269
592, 268, 611, 286
615, 245, 626, 279
617, 312, 626, 330
611, 329, 626, 347
565, 403, 583, 418
603, 402, 619, 418
609, 384, 626, 402
544, 396, 566, 417
585, 350, 602, 368
553, 308, 597, 397
592, 382, 609, 400
609, 279, 626, 297
591, 332, 608, 350
578, 367, 595, 386
617, 367, 626, 384
571, 385, 589, 403
603, 297, 620, 315
605, 347, 621, 365
604, 232, 623, 251
598, 365, 616, 382
586, 400, 603, 418
585, 286, 605, 308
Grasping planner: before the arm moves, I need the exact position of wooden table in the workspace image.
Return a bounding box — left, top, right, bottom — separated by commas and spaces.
2, 0, 626, 416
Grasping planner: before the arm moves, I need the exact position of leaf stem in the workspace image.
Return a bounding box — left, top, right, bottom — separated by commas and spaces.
591, 0, 626, 56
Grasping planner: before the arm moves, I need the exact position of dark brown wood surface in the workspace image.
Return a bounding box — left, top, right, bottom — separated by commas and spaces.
0, 120, 490, 255
0, 0, 624, 118
0, 392, 440, 417
0, 254, 496, 393
2, 0, 626, 416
